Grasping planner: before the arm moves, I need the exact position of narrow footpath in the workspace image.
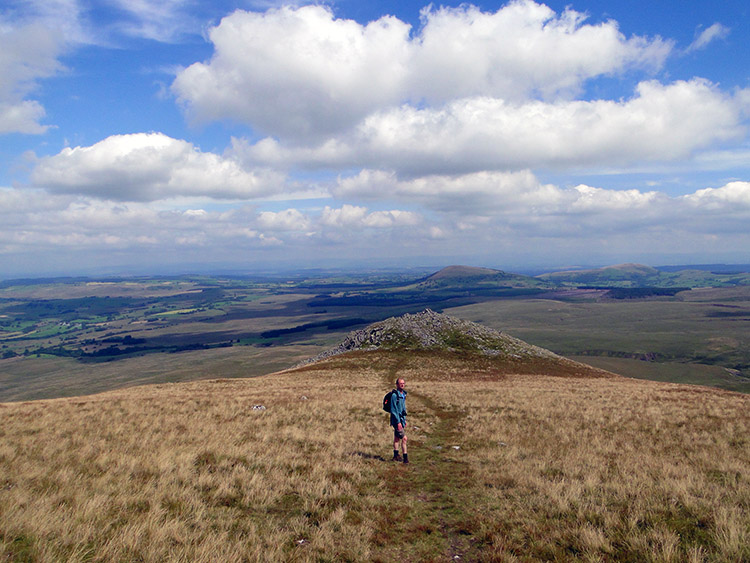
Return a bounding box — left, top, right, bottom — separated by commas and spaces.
374, 360, 486, 562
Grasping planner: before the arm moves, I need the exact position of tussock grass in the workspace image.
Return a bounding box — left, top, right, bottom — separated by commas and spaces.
1, 350, 748, 561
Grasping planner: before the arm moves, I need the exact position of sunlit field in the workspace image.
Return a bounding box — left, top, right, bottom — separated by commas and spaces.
1, 350, 748, 561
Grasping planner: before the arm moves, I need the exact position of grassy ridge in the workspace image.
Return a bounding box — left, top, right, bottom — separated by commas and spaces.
1, 350, 748, 561
538, 263, 750, 288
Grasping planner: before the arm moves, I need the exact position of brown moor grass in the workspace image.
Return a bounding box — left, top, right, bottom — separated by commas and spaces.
1, 350, 748, 561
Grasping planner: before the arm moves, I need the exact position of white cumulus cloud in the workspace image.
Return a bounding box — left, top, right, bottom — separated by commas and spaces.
257, 208, 311, 231
320, 204, 421, 229
410, 2, 670, 103
683, 181, 750, 208
31, 133, 286, 201
333, 169, 750, 234
335, 169, 556, 213
0, 23, 65, 134
3, 176, 750, 274
172, 1, 671, 141
173, 5, 412, 140
238, 79, 749, 175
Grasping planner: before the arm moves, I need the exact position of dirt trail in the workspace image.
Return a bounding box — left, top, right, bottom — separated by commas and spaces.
375, 362, 484, 562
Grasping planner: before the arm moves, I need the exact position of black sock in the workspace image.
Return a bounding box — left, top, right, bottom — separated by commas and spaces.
394, 449, 399, 457
403, 453, 409, 462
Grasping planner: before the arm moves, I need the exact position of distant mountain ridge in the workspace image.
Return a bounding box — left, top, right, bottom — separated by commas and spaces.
536, 262, 750, 288
415, 262, 750, 290
656, 264, 750, 274
538, 263, 660, 283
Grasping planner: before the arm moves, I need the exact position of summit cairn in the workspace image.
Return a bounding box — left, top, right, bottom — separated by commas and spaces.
299, 309, 563, 365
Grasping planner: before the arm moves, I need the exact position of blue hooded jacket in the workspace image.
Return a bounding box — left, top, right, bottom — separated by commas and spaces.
389, 389, 407, 428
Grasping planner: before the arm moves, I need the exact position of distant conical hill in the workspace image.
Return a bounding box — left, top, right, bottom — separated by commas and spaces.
298, 309, 613, 378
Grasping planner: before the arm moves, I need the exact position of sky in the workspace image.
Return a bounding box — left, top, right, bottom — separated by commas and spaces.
1, 0, 750, 277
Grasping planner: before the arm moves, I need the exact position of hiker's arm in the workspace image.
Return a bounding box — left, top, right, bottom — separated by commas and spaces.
389, 392, 400, 427
398, 402, 405, 429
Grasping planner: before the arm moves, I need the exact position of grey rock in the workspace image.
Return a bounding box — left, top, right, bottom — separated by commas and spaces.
297, 308, 562, 366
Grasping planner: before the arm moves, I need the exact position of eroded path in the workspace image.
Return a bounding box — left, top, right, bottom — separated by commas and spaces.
373, 358, 487, 562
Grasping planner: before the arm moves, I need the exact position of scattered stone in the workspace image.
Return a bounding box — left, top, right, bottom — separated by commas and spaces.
452, 446, 461, 450
724, 368, 747, 379
252, 405, 266, 410
300, 396, 308, 400
498, 442, 508, 447
296, 308, 563, 366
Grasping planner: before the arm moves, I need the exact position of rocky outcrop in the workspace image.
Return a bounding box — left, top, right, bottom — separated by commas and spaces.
298, 309, 562, 366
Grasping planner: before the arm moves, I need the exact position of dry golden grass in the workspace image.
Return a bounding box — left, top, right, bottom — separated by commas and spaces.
1, 350, 748, 562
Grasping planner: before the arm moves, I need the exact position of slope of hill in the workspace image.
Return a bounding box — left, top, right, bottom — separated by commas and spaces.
417, 265, 549, 289
301, 309, 609, 378
539, 262, 750, 288
2, 313, 748, 561
538, 263, 662, 285
425, 265, 504, 280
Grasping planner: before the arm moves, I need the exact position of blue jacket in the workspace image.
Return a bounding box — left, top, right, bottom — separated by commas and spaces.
389, 389, 407, 428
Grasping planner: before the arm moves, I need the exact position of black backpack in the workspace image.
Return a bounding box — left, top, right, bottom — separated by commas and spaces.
382, 389, 396, 412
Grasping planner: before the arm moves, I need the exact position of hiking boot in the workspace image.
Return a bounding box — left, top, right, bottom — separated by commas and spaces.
392, 453, 403, 462
403, 454, 409, 464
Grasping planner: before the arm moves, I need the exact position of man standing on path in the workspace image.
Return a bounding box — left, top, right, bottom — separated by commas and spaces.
390, 378, 408, 464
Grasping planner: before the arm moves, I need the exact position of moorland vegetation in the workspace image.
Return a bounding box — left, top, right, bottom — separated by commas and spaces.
1, 317, 748, 561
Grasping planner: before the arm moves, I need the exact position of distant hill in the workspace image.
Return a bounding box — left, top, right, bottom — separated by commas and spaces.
538, 263, 660, 285
538, 262, 750, 288
656, 264, 750, 274
418, 265, 549, 289
425, 265, 508, 280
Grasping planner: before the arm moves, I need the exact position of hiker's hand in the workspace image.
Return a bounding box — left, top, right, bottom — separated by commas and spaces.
397, 423, 403, 432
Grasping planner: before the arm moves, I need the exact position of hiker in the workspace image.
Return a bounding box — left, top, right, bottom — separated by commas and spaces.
390, 378, 408, 464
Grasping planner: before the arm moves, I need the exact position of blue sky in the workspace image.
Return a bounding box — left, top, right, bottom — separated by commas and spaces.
1, 0, 749, 277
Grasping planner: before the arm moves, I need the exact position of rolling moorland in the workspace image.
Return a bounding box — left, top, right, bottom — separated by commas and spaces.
1, 263, 749, 401
0, 311, 748, 561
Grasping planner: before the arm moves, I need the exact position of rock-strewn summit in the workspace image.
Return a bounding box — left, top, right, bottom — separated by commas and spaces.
300, 309, 561, 365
